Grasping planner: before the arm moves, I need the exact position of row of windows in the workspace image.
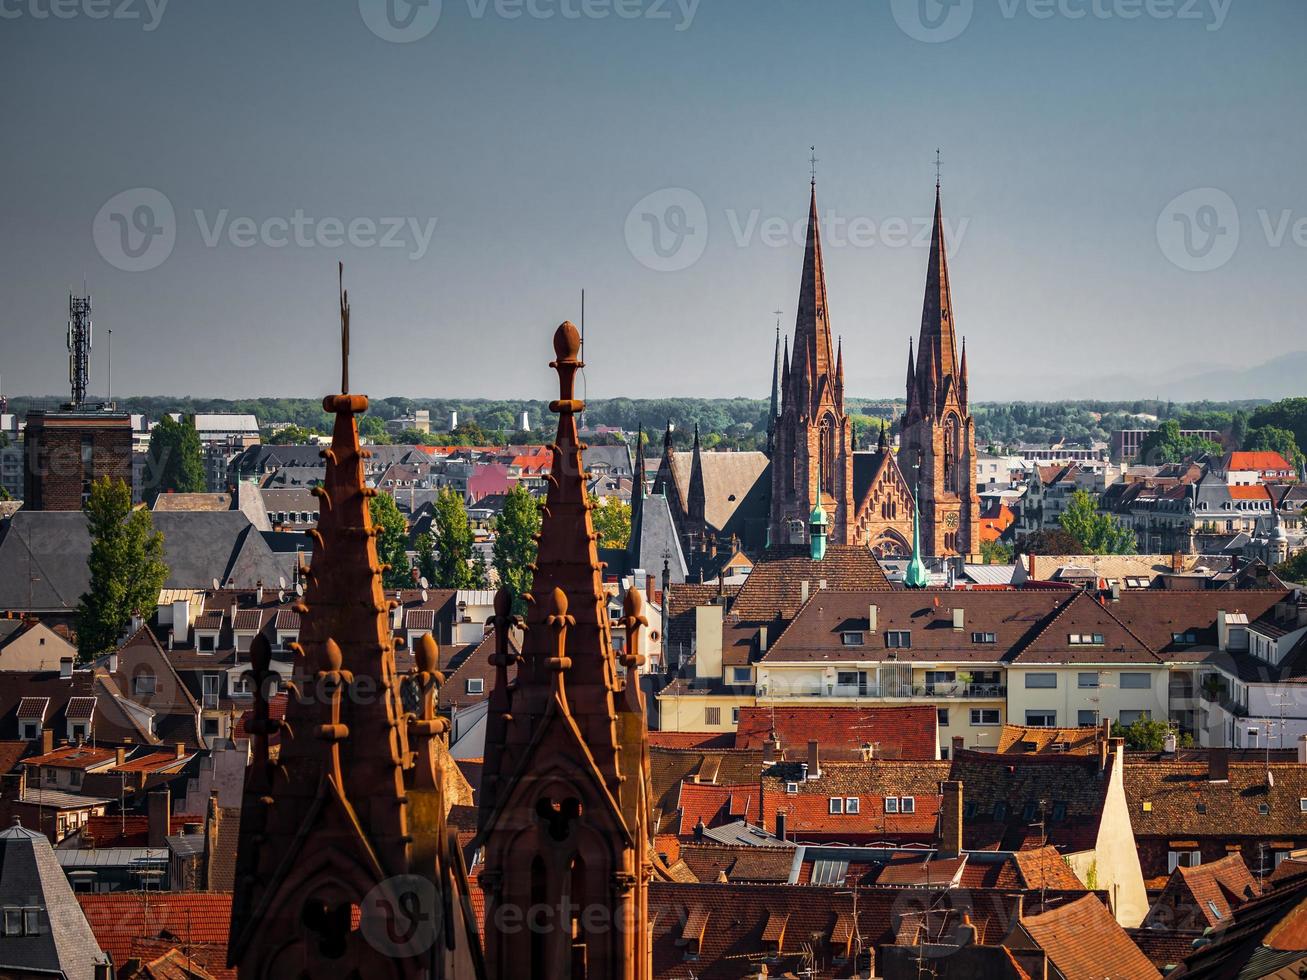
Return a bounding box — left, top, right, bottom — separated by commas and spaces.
1026, 671, 1153, 690
1025, 709, 1152, 728
2, 908, 40, 937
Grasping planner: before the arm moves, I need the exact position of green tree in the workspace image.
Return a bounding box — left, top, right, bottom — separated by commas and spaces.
1250, 398, 1307, 458
0, 485, 10, 502
369, 492, 412, 589
493, 485, 541, 611
414, 530, 437, 586
1136, 420, 1222, 466
267, 424, 320, 445
145, 415, 207, 504
589, 495, 632, 549
979, 539, 1013, 565
1111, 717, 1193, 751
1275, 550, 1307, 584
76, 478, 169, 660
1244, 425, 1302, 466
1059, 490, 1137, 555
433, 487, 477, 589
471, 547, 490, 589
1015, 528, 1085, 557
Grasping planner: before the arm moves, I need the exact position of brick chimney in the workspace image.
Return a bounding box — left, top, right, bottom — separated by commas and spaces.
939, 780, 963, 858
41, 729, 54, 755
1208, 747, 1229, 783
775, 809, 787, 843
204, 791, 222, 890
763, 740, 776, 764
115, 747, 126, 767
951, 735, 965, 757
807, 739, 820, 779
175, 742, 186, 759
147, 788, 170, 847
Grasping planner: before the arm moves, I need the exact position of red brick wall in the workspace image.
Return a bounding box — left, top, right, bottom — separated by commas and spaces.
23, 415, 132, 510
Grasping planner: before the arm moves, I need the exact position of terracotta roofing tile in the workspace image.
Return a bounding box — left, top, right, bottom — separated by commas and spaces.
24, 744, 116, 769
1125, 761, 1307, 838
734, 705, 938, 760
646, 731, 735, 750
404, 608, 435, 631
1144, 854, 1261, 932
997, 725, 1101, 755
65, 696, 98, 721
1017, 893, 1160, 979
193, 611, 224, 631
231, 609, 264, 632
677, 842, 794, 883
81, 814, 203, 847
729, 545, 891, 622
112, 750, 191, 773
17, 696, 50, 720
1228, 451, 1293, 472
78, 892, 234, 978
273, 610, 300, 631
1004, 846, 1086, 891
675, 782, 761, 835
1011, 590, 1161, 664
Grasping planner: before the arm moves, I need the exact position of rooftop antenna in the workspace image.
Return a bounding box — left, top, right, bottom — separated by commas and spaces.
106, 328, 113, 407
338, 262, 350, 394
67, 290, 93, 408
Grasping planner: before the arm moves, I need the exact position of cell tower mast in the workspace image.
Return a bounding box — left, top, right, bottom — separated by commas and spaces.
67, 292, 93, 408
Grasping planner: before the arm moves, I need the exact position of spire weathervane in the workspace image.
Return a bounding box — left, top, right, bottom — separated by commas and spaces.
809, 145, 818, 186
338, 262, 350, 394
935, 148, 942, 190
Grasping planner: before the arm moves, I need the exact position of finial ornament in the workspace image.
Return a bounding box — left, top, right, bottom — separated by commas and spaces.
935, 148, 942, 190
809, 145, 818, 186
338, 262, 350, 394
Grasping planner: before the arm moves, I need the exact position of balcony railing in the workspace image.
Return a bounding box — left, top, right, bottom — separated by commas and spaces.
757, 683, 1006, 700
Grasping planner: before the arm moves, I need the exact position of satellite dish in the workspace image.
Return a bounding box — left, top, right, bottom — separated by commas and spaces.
419, 576, 430, 590
278, 575, 287, 590
277, 590, 285, 603
421, 589, 428, 603
295, 583, 304, 597
212, 578, 220, 591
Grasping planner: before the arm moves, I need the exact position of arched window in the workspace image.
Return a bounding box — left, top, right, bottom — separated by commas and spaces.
819, 415, 836, 495
943, 415, 960, 493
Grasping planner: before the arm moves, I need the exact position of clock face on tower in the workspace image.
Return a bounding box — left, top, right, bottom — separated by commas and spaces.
944, 511, 959, 529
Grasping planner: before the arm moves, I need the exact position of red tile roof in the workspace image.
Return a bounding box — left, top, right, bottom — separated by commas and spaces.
80, 813, 204, 847
1228, 451, 1293, 472
1229, 484, 1275, 501
112, 750, 191, 773
24, 744, 116, 769
646, 731, 735, 750
78, 892, 234, 979
734, 705, 938, 760
674, 782, 761, 835
1017, 893, 1160, 979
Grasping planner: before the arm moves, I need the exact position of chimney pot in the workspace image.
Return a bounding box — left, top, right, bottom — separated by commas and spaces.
115, 747, 125, 767
775, 810, 787, 842
59, 657, 73, 681
175, 742, 186, 759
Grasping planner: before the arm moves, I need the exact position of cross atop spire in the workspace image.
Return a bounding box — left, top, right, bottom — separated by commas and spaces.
809, 145, 818, 187
935, 147, 942, 190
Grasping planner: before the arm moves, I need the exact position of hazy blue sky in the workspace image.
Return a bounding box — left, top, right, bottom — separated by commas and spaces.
1, 0, 1303, 402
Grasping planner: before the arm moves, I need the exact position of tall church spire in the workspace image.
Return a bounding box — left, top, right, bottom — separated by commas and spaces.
792, 182, 838, 414
476, 322, 653, 980
230, 269, 481, 978
916, 186, 961, 414
628, 427, 646, 565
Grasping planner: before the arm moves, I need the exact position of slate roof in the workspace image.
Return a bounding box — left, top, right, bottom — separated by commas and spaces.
0, 821, 110, 980
0, 511, 288, 610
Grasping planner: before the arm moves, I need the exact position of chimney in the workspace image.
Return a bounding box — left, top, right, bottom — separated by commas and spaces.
868, 604, 878, 633
1163, 732, 1177, 755
763, 740, 776, 764
646, 574, 656, 606
807, 739, 820, 779
860, 742, 875, 762
59, 657, 73, 681
41, 729, 54, 755
952, 608, 964, 632
939, 780, 963, 858
953, 913, 979, 947
175, 742, 186, 759
147, 788, 170, 847
758, 626, 768, 653
115, 747, 126, 767
1110, 581, 1121, 602
1208, 747, 1229, 783
205, 792, 222, 889
1299, 734, 1307, 765
800, 580, 810, 605
693, 819, 705, 839
775, 810, 787, 842
1172, 550, 1185, 573
107, 651, 118, 674
167, 629, 174, 651
255, 581, 264, 604
951, 735, 965, 757
1028, 555, 1036, 581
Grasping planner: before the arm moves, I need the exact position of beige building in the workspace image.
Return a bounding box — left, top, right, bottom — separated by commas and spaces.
0, 620, 78, 672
